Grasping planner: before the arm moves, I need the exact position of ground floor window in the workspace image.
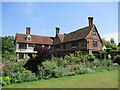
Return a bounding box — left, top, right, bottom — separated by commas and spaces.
19, 53, 24, 59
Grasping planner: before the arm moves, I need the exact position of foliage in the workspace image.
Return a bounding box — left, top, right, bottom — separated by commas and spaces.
37, 52, 120, 81
10, 70, 37, 83
113, 55, 120, 65
2, 55, 37, 86
102, 38, 117, 50
24, 45, 57, 74
2, 51, 18, 63
51, 57, 65, 67
1, 36, 15, 55
1, 76, 11, 86
84, 54, 96, 62
3, 71, 118, 88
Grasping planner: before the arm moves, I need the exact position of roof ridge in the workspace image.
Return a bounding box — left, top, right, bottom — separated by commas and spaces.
66, 25, 91, 35
16, 33, 52, 38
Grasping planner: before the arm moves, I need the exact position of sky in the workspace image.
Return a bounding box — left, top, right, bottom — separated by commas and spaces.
2, 2, 119, 44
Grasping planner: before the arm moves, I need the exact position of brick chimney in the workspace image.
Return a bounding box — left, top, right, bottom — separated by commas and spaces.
56, 27, 60, 35
88, 17, 93, 27
26, 27, 31, 35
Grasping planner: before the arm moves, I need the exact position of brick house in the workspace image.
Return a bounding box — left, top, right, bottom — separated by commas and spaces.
53, 17, 102, 57
15, 17, 102, 59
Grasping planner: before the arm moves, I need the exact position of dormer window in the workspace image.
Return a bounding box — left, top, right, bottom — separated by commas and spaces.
92, 29, 96, 35
26, 35, 31, 41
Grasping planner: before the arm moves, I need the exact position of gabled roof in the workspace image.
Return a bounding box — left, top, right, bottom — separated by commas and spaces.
63, 26, 93, 43
57, 34, 65, 42
15, 33, 54, 45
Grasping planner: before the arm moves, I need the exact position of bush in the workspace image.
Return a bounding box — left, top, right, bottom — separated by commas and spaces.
51, 57, 65, 67
74, 65, 95, 74
37, 60, 58, 79
93, 60, 119, 72
10, 69, 37, 83
113, 55, 120, 65
84, 54, 96, 62
1, 76, 11, 86
2, 55, 37, 85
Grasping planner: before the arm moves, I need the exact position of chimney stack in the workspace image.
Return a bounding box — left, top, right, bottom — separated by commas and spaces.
88, 17, 93, 27
26, 27, 31, 35
56, 27, 60, 34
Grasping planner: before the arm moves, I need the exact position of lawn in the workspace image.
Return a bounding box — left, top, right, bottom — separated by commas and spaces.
3, 70, 118, 88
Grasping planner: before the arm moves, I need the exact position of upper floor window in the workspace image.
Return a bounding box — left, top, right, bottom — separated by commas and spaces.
93, 40, 98, 47
92, 29, 96, 35
26, 35, 31, 41
28, 44, 34, 47
19, 43, 27, 49
72, 41, 79, 48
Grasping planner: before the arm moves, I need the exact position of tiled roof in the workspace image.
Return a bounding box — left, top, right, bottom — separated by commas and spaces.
63, 26, 92, 43
16, 33, 54, 45
57, 34, 65, 42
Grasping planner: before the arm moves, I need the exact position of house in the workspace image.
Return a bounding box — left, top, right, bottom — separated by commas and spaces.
53, 17, 102, 57
15, 17, 102, 59
15, 27, 54, 59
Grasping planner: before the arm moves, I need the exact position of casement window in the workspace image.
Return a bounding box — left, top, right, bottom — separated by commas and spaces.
72, 41, 79, 48
93, 40, 98, 47
19, 43, 27, 49
28, 44, 34, 47
92, 29, 96, 35
19, 53, 24, 59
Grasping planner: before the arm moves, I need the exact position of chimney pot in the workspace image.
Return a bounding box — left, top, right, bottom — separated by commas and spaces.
88, 17, 93, 27
26, 27, 31, 35
56, 27, 60, 34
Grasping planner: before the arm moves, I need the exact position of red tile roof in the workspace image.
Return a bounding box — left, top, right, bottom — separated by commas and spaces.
63, 26, 92, 43
57, 34, 65, 42
15, 33, 54, 45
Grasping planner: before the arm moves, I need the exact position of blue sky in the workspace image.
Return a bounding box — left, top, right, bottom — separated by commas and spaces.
2, 2, 118, 44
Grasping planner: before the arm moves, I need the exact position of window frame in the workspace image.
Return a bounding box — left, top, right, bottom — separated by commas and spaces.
93, 40, 98, 47
19, 43, 27, 49
92, 29, 96, 35
71, 41, 79, 48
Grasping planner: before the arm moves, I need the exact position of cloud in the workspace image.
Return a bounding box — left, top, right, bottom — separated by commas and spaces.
102, 32, 118, 45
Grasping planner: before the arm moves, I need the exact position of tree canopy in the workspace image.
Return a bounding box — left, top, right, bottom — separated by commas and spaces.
102, 38, 117, 50
1, 36, 15, 55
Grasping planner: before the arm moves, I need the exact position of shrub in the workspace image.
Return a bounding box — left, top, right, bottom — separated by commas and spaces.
84, 54, 96, 62
1, 76, 11, 86
64, 54, 80, 65
37, 60, 58, 79
113, 55, 120, 65
10, 69, 37, 83
2, 56, 37, 85
51, 57, 65, 67
75, 65, 95, 74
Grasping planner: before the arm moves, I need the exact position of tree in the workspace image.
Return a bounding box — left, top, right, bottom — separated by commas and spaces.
110, 38, 115, 44
102, 38, 117, 50
1, 36, 15, 56
24, 45, 57, 74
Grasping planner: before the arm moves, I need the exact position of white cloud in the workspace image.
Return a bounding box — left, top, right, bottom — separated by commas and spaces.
102, 32, 118, 45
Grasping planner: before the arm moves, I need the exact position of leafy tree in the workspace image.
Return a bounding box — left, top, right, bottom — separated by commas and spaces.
1, 36, 15, 56
102, 38, 117, 50
110, 38, 115, 44
24, 45, 57, 74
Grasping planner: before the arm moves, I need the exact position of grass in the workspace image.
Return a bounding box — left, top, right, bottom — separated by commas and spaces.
3, 70, 118, 88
